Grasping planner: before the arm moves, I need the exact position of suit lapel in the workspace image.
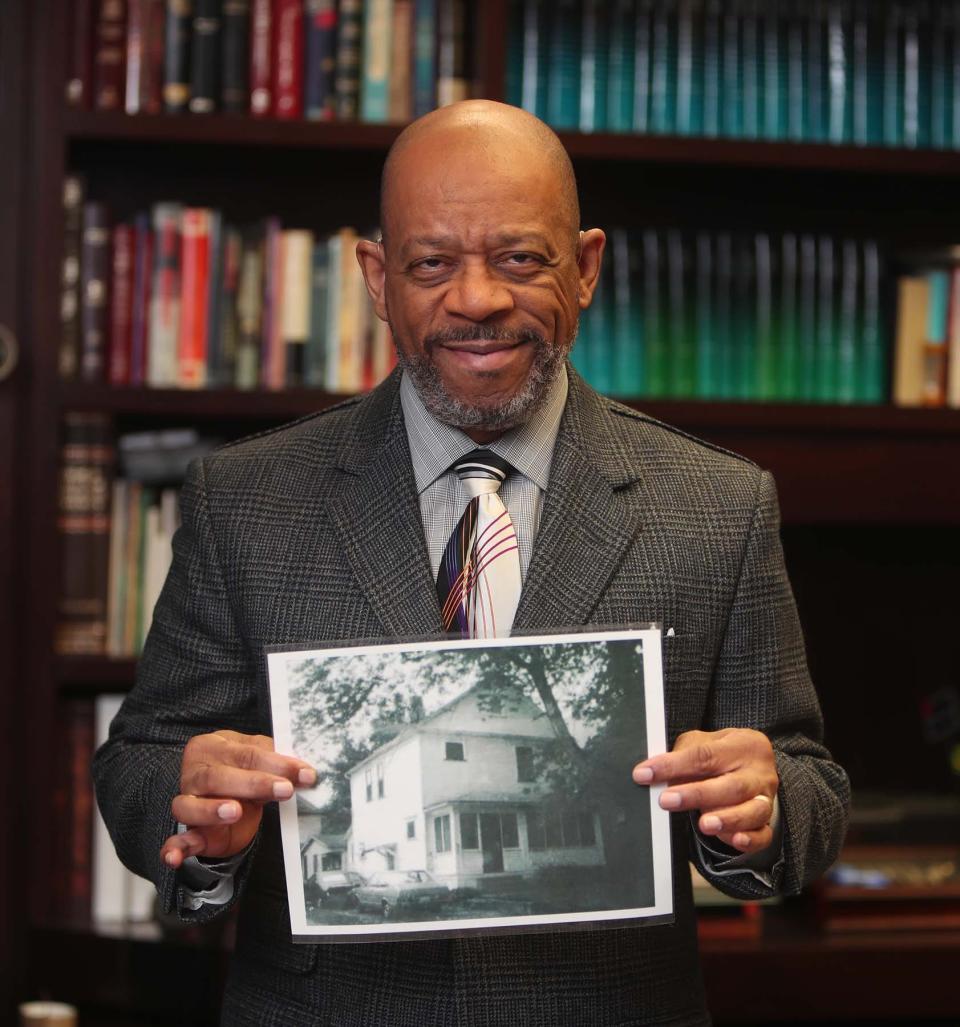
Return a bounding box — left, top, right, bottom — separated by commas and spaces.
513, 374, 645, 633
324, 373, 443, 639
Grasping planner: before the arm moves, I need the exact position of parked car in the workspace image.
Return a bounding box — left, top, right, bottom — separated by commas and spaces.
314, 870, 366, 905
350, 869, 450, 918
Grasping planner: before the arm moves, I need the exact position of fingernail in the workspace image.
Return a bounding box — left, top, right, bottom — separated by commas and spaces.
701, 814, 722, 833
218, 802, 238, 820
298, 767, 317, 787
164, 852, 178, 867
273, 780, 294, 800
733, 833, 751, 849
633, 766, 654, 784
660, 791, 682, 810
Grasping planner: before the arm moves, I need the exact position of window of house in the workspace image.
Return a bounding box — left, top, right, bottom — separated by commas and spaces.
460, 812, 479, 849
527, 810, 545, 850
377, 762, 385, 799
406, 818, 416, 840
562, 810, 580, 847
515, 746, 535, 782
365, 768, 373, 803
545, 810, 563, 848
434, 814, 452, 852
445, 740, 465, 761
501, 812, 519, 848
578, 812, 596, 847
322, 852, 341, 870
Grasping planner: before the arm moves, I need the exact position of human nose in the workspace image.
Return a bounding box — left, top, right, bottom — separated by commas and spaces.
442, 262, 515, 321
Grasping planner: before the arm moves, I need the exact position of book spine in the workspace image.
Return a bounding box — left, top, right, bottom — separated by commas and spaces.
55, 413, 115, 656
902, 4, 920, 147
147, 203, 183, 387
610, 229, 637, 396
437, 0, 470, 107
826, 0, 849, 143
605, 0, 635, 133
177, 209, 212, 388
274, 0, 305, 118
667, 230, 695, 396
108, 223, 135, 386
221, 0, 251, 111
580, 0, 608, 133
337, 227, 364, 392
324, 231, 343, 389
121, 481, 143, 655
815, 235, 836, 401
778, 233, 799, 400
189, 0, 222, 112
694, 232, 715, 397
786, 0, 804, 140
702, 0, 721, 135
64, 701, 96, 919
306, 240, 329, 386
413, 0, 438, 117
642, 230, 667, 396
106, 478, 129, 655
205, 212, 226, 383
305, 0, 338, 120
60, 177, 85, 381
389, 0, 414, 122
721, 0, 740, 137
280, 230, 314, 386
260, 218, 283, 388
741, 0, 760, 139
797, 233, 817, 400
761, 0, 784, 140
126, 0, 164, 113
882, 0, 903, 145
125, 0, 146, 112
921, 269, 949, 406
80, 202, 111, 384
754, 233, 775, 399
163, 0, 193, 112
250, 0, 273, 115
805, 0, 825, 142
217, 227, 243, 382
836, 238, 858, 403
930, 1, 949, 149
858, 239, 883, 402
520, 0, 545, 120
362, 0, 393, 122
733, 234, 756, 399
235, 231, 264, 388
94, 0, 129, 110
713, 232, 734, 397
130, 213, 154, 386
67, 0, 96, 108
948, 264, 960, 407
335, 0, 363, 119
892, 275, 930, 406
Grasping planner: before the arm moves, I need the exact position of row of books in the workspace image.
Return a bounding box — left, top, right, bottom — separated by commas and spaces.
60, 179, 396, 392
56, 418, 213, 657
571, 229, 889, 404
507, 0, 960, 149
67, 0, 470, 123
893, 263, 960, 408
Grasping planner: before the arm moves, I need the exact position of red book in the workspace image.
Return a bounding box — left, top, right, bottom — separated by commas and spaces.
94, 0, 128, 110
67, 0, 95, 108
65, 701, 96, 920
177, 209, 212, 388
108, 224, 135, 385
125, 0, 165, 113
250, 0, 273, 116
273, 0, 304, 118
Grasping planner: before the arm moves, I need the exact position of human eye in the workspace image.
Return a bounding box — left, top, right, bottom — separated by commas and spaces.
409, 255, 451, 277
499, 251, 545, 273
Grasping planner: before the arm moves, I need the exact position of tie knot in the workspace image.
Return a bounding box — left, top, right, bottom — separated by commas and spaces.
452, 449, 512, 497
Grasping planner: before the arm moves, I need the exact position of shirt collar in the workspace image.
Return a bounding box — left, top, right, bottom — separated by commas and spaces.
400, 365, 569, 496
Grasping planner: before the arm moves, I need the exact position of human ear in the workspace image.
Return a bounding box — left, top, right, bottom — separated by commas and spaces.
356, 238, 389, 322
575, 228, 606, 309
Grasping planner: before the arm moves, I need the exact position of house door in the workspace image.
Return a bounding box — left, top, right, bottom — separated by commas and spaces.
480, 813, 504, 873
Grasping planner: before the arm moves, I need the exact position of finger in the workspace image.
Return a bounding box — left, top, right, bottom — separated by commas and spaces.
215, 736, 316, 781
181, 762, 298, 803
632, 732, 742, 785
160, 828, 209, 869
717, 824, 775, 854
697, 795, 774, 837
657, 774, 767, 814
172, 793, 253, 827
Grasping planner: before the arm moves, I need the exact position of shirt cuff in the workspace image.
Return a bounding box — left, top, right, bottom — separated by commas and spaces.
691, 794, 783, 888
175, 824, 247, 910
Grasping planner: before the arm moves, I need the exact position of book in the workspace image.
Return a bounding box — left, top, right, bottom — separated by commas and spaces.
436, 0, 470, 107
720, 0, 740, 137
922, 269, 950, 406
547, 0, 580, 130
94, 0, 128, 110
126, 0, 166, 113
147, 202, 183, 387
80, 202, 111, 383
605, 0, 634, 133
611, 227, 643, 397
949, 266, 960, 408
858, 239, 883, 402
778, 233, 800, 400
826, 0, 850, 144
389, 0, 414, 121
649, 0, 674, 134
805, 0, 826, 142
797, 234, 818, 400
740, 0, 760, 139
694, 232, 715, 397
221, 0, 251, 111
261, 217, 286, 389
634, 0, 653, 133
892, 275, 930, 406
189, 0, 222, 113
306, 241, 330, 386
274, 0, 305, 118
163, 0, 193, 113
836, 238, 859, 403
335, 0, 363, 119
108, 223, 135, 386
177, 208, 213, 387
642, 230, 666, 396
519, 0, 547, 120
305, 0, 338, 120
250, 0, 272, 116
236, 230, 264, 388
815, 235, 837, 402
67, 0, 96, 108
362, 0, 393, 121
413, 0, 438, 116
280, 229, 315, 386
666, 230, 695, 396
59, 177, 85, 381
754, 233, 775, 399
61, 700, 96, 919
785, 0, 804, 140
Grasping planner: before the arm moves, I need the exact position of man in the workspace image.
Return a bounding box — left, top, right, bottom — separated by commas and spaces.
94, 101, 849, 1026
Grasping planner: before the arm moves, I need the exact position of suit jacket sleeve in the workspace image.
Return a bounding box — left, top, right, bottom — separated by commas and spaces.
692, 469, 850, 899
92, 457, 263, 922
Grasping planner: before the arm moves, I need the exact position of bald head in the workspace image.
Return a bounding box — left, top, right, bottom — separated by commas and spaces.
380, 100, 580, 248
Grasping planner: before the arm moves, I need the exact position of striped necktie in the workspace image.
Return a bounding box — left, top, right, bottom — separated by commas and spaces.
436, 449, 523, 639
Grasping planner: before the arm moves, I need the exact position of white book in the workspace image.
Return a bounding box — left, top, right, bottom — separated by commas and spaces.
146, 203, 183, 388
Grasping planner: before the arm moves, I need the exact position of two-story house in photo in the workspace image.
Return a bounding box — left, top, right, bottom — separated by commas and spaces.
345, 686, 605, 891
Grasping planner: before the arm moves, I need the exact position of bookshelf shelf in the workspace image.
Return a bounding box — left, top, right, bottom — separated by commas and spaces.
64, 110, 960, 179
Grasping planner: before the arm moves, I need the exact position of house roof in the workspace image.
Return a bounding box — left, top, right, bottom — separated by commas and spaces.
423, 792, 541, 813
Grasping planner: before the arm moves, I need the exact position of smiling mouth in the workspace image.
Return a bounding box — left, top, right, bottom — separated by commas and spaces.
438, 339, 528, 355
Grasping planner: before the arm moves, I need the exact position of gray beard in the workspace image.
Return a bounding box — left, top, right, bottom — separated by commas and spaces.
392, 323, 575, 434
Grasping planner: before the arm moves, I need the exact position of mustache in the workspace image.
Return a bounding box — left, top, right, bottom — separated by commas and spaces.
423, 325, 548, 350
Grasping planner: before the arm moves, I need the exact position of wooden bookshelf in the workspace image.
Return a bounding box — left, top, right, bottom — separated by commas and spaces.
7, 0, 960, 1023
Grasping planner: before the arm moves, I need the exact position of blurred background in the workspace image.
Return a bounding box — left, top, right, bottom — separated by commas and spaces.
2, 0, 960, 1023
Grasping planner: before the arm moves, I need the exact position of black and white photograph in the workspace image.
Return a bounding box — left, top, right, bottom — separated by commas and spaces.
268, 627, 672, 941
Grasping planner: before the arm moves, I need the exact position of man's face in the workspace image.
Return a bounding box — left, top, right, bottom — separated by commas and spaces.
367, 139, 591, 437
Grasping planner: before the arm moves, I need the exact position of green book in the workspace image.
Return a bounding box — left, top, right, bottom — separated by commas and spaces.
633, 0, 654, 132
642, 230, 667, 396
786, 2, 805, 140
702, 0, 722, 135
815, 236, 837, 401
882, 1, 904, 145
570, 308, 592, 380
694, 232, 717, 398
755, 234, 776, 400
857, 240, 884, 402
588, 253, 614, 394
836, 239, 859, 403
721, 1, 742, 137
361, 0, 393, 123
805, 0, 826, 142
852, 0, 883, 144
826, 0, 851, 144
611, 228, 644, 396
930, 1, 951, 149
902, 4, 921, 147
761, 0, 787, 140
778, 234, 800, 401
650, 0, 677, 133
520, 0, 548, 121
666, 231, 696, 396
607, 0, 636, 132
714, 233, 735, 399
733, 235, 756, 399
741, 0, 760, 139
675, 0, 703, 135
915, 3, 933, 148
505, 0, 524, 107
579, 0, 609, 132
798, 234, 818, 401
547, 0, 580, 129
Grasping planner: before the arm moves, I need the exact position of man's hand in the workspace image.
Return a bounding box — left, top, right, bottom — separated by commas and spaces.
160, 730, 316, 870
632, 728, 779, 853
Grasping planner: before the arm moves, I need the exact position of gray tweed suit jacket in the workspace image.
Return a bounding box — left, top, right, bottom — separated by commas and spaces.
93, 367, 849, 1027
